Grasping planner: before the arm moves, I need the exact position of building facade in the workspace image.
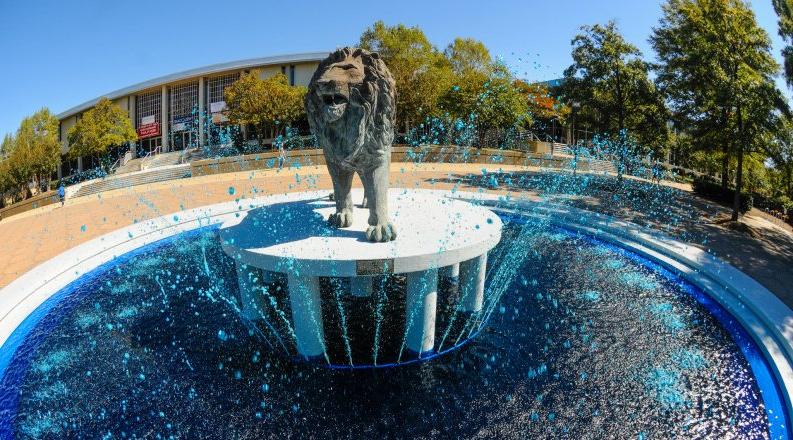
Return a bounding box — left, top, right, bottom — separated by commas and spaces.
56, 52, 328, 177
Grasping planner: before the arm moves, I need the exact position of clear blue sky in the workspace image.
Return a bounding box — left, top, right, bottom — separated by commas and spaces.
0, 0, 787, 139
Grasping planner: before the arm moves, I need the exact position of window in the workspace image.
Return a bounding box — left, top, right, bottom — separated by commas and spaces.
135, 90, 161, 127
289, 65, 295, 86
170, 82, 198, 121
207, 73, 239, 106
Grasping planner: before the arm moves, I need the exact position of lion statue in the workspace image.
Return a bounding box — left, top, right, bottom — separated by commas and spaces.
305, 47, 397, 242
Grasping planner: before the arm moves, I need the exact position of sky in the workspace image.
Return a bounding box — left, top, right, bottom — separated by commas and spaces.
0, 0, 788, 139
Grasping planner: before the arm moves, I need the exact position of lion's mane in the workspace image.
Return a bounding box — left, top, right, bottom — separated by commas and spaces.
305, 47, 396, 171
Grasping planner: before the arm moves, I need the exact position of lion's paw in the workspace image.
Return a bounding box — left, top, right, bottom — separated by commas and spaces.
328, 210, 354, 228
366, 222, 397, 242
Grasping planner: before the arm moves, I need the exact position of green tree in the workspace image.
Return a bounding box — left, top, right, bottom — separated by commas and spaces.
652, 0, 784, 220
360, 21, 454, 132
224, 71, 307, 152
14, 108, 60, 191
444, 37, 492, 75
67, 97, 137, 162
773, 0, 793, 87
0, 135, 15, 202
561, 21, 669, 177
438, 63, 529, 146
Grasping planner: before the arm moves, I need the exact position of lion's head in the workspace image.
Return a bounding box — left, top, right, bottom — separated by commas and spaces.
305, 47, 396, 170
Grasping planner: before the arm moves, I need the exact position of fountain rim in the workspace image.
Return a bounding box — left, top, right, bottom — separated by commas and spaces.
0, 188, 791, 421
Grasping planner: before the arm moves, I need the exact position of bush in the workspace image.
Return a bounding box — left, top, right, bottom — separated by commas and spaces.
692, 176, 752, 213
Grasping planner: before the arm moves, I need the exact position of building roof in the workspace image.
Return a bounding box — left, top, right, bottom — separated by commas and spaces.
56, 52, 329, 120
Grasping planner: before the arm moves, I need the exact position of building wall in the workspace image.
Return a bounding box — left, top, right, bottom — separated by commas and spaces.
59, 116, 78, 155
57, 59, 322, 160
293, 63, 316, 87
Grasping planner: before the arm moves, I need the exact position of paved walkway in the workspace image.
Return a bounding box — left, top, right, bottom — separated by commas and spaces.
1, 162, 792, 309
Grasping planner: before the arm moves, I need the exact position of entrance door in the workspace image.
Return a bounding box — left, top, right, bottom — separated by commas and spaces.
171, 132, 193, 151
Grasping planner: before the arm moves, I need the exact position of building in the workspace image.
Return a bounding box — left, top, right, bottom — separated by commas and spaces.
55, 52, 328, 178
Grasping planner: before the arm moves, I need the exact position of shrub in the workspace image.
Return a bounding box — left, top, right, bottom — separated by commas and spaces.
692, 176, 752, 213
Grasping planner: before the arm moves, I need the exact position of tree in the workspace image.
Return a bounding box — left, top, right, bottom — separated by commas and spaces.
224, 71, 307, 151
14, 108, 60, 191
561, 21, 669, 178
438, 63, 529, 146
0, 135, 15, 202
513, 80, 571, 136
773, 0, 793, 87
444, 37, 492, 75
652, 0, 784, 220
360, 21, 454, 132
67, 97, 137, 162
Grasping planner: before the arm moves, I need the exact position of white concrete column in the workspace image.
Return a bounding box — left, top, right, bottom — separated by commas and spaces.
288, 274, 325, 359
439, 263, 460, 280
160, 85, 169, 153
129, 95, 137, 158
77, 156, 84, 173
235, 262, 263, 320
350, 277, 373, 297
198, 77, 205, 148
459, 254, 487, 313
405, 268, 438, 356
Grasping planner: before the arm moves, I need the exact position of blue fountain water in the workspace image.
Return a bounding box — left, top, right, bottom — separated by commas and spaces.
0, 212, 787, 439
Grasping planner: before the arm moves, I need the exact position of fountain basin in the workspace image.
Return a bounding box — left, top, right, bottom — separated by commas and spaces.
0, 189, 790, 437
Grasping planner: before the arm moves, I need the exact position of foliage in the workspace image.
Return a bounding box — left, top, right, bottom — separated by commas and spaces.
14, 108, 61, 191
438, 63, 530, 144
652, 0, 783, 220
561, 20, 670, 162
67, 97, 136, 160
360, 21, 455, 131
513, 80, 570, 124
224, 71, 307, 144
444, 38, 492, 75
773, 0, 793, 87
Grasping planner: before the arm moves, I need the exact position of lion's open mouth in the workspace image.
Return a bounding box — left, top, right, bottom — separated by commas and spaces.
321, 93, 349, 122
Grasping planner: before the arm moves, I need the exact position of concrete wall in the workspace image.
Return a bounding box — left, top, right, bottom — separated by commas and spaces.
293, 62, 317, 86
59, 116, 78, 155
191, 145, 578, 177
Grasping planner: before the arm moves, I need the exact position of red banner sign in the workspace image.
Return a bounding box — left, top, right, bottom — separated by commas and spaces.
137, 122, 160, 139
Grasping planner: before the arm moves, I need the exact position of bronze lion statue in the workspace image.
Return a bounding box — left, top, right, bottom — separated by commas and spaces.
305, 47, 397, 242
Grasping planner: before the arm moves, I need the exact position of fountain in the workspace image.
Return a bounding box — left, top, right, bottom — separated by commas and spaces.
0, 48, 790, 439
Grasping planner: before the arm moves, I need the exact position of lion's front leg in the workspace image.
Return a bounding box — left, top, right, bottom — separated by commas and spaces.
362, 161, 396, 242
327, 161, 354, 228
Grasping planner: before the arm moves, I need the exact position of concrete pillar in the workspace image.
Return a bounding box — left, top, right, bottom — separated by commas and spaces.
350, 277, 372, 297
459, 254, 487, 313
235, 262, 264, 320
439, 263, 460, 280
160, 85, 169, 153
405, 268, 438, 356
77, 156, 84, 173
129, 95, 137, 158
57, 164, 62, 180
288, 274, 325, 360
198, 77, 205, 148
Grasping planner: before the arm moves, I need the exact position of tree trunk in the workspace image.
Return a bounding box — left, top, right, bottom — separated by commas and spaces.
720, 145, 730, 190
731, 105, 744, 222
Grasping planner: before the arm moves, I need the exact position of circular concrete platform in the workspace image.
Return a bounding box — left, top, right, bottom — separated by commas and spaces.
219, 189, 502, 277
218, 188, 503, 359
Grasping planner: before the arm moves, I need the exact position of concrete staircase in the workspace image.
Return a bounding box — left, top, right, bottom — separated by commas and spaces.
140, 150, 186, 170
72, 164, 192, 199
